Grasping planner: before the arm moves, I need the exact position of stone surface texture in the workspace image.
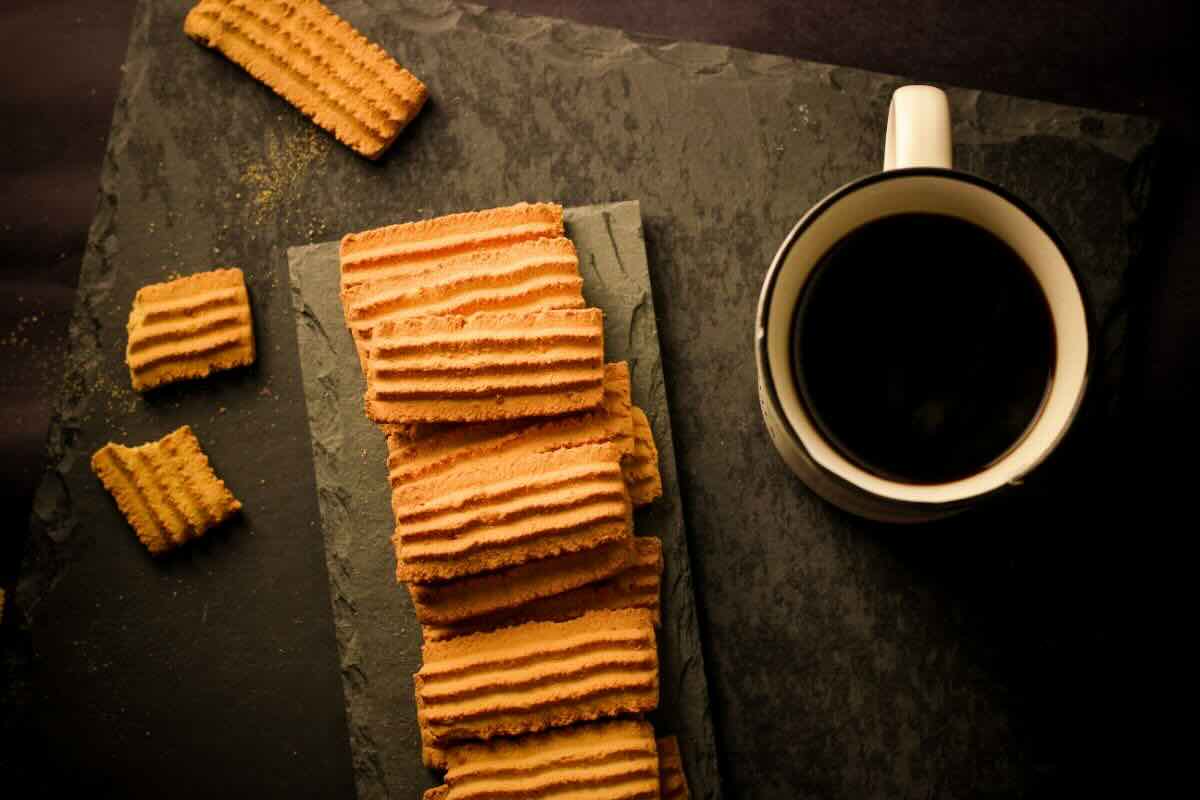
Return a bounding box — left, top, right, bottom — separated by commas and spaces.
16, 1, 1155, 797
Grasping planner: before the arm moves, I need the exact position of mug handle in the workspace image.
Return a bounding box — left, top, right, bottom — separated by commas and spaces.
883, 85, 953, 170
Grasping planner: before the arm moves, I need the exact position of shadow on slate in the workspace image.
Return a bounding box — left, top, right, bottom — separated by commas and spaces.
288, 201, 720, 799
12, 0, 1157, 797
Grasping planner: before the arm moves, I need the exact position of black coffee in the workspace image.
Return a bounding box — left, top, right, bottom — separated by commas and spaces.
792, 213, 1054, 485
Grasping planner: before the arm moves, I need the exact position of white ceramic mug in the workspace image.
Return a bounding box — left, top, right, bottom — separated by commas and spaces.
755, 85, 1091, 523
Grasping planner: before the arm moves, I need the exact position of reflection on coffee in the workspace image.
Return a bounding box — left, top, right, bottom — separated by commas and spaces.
792, 213, 1055, 485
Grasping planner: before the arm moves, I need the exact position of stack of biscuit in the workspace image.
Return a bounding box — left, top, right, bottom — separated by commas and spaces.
339, 202, 689, 798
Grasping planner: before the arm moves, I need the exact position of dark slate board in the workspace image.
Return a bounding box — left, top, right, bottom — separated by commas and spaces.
14, 0, 1156, 797
287, 200, 717, 799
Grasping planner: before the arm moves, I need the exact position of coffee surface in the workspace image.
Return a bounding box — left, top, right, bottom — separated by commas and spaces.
793, 213, 1055, 485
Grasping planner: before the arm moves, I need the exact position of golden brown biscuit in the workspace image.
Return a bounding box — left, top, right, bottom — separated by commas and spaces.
184, 0, 427, 159
91, 426, 241, 555
624, 406, 663, 507
125, 268, 254, 392
343, 236, 584, 367
421, 723, 447, 771
422, 786, 449, 800
380, 360, 631, 444
421, 536, 663, 642
409, 537, 637, 626
386, 361, 632, 486
415, 609, 658, 746
364, 309, 605, 425
601, 361, 636, 458
657, 735, 690, 799
441, 720, 660, 799
392, 442, 631, 583
339, 202, 564, 295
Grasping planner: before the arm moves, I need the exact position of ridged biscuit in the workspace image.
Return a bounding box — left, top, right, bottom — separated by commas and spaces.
422, 724, 448, 771
602, 362, 636, 458
125, 268, 255, 392
409, 537, 637, 627
441, 719, 660, 800
364, 309, 605, 425
392, 441, 631, 583
344, 236, 585, 367
624, 406, 663, 507
184, 0, 427, 159
380, 326, 629, 445
91, 426, 242, 555
386, 361, 632, 489
421, 536, 663, 642
657, 736, 690, 799
415, 609, 658, 746
339, 202, 564, 295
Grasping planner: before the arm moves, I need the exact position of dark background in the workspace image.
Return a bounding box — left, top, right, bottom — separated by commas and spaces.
1, 0, 1193, 796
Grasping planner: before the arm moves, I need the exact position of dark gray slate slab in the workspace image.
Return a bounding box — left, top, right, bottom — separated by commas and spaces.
288, 200, 717, 799
14, 0, 1156, 797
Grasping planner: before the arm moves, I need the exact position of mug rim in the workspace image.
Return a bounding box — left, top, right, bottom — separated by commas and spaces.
755, 166, 1095, 511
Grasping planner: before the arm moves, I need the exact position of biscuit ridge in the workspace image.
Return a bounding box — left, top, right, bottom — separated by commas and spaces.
344, 236, 585, 365
365, 309, 605, 425
624, 406, 663, 507
657, 736, 690, 800
125, 268, 255, 392
410, 537, 637, 627
393, 442, 632, 583
442, 719, 660, 800
421, 536, 663, 642
387, 362, 632, 489
416, 610, 659, 746
184, 0, 426, 159
91, 426, 241, 554
339, 203, 564, 290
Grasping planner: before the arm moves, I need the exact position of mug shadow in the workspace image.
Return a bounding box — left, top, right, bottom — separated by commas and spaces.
849, 346, 1151, 793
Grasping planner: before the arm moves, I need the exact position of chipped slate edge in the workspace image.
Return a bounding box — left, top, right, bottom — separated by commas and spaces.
289, 240, 391, 799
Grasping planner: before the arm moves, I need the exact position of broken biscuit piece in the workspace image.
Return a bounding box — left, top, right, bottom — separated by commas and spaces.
624, 406, 664, 507
441, 720, 660, 800
392, 441, 631, 583
125, 268, 255, 392
339, 202, 564, 295
91, 426, 242, 555
184, 0, 427, 159
343, 236, 585, 369
364, 309, 605, 425
658, 736, 690, 800
421, 536, 663, 642
415, 609, 659, 746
